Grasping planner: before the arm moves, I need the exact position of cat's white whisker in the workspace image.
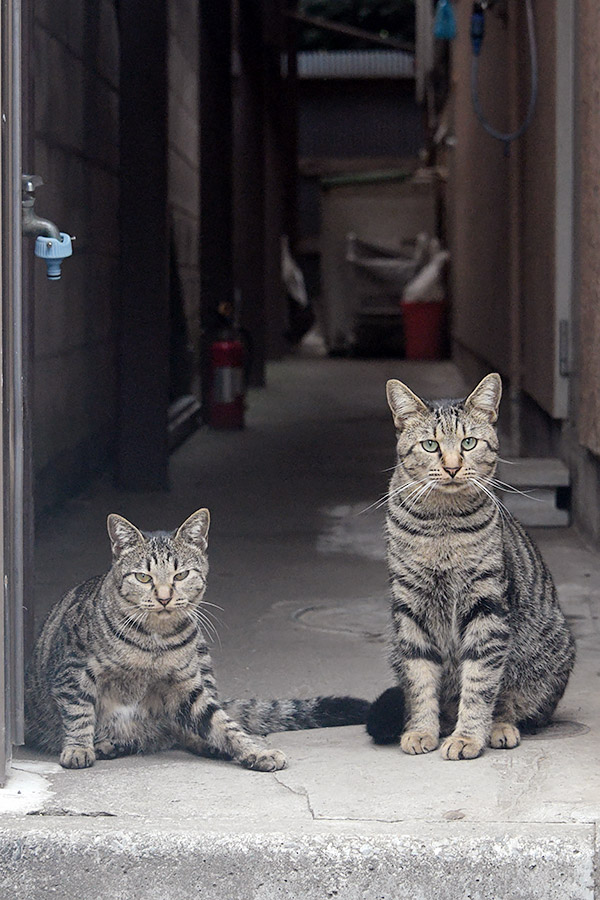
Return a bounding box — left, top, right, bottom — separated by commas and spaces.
197, 603, 226, 634
115, 609, 147, 641
198, 600, 225, 613
483, 475, 546, 503
186, 606, 221, 647
360, 477, 430, 514
404, 480, 435, 511
470, 476, 510, 522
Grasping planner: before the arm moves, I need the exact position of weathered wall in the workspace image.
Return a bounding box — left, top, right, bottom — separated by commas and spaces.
31, 1, 120, 511
298, 79, 422, 161
569, 0, 600, 540
577, 1, 600, 458
297, 78, 422, 245
518, 1, 557, 416
168, 1, 201, 403
448, 4, 511, 377
30, 1, 204, 511
450, 0, 600, 543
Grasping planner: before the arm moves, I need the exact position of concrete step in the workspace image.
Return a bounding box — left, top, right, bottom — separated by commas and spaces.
0, 817, 593, 900
496, 458, 570, 527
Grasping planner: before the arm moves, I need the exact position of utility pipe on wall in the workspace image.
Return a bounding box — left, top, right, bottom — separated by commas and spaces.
507, 1, 523, 457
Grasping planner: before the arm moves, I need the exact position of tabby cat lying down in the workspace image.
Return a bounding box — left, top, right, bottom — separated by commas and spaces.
26, 510, 368, 770
367, 373, 575, 759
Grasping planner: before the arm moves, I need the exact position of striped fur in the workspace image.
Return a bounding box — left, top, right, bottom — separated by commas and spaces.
26, 509, 369, 770
367, 374, 575, 760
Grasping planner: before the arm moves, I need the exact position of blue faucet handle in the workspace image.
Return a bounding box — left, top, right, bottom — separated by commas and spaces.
34, 232, 73, 280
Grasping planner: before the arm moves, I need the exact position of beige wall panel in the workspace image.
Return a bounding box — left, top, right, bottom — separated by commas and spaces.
449, 0, 562, 417
448, 3, 511, 374
520, 2, 557, 414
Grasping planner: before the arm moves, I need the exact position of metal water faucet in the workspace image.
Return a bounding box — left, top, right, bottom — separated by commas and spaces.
22, 174, 73, 279
22, 175, 60, 239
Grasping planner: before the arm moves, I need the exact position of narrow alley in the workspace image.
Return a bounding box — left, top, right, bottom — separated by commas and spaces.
1, 352, 598, 898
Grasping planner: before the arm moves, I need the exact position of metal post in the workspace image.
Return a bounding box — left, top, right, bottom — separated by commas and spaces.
0, 0, 25, 786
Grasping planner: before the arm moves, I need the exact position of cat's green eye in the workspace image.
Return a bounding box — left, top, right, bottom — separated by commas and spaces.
134, 572, 152, 584
461, 437, 478, 451
421, 440, 440, 453
173, 570, 189, 581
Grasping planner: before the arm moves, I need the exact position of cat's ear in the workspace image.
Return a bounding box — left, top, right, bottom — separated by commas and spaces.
175, 508, 210, 546
465, 373, 502, 423
386, 379, 428, 429
107, 514, 145, 557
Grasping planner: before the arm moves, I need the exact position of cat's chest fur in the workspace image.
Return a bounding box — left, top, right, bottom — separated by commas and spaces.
388, 505, 503, 652
95, 672, 170, 730
388, 506, 500, 578
90, 621, 203, 710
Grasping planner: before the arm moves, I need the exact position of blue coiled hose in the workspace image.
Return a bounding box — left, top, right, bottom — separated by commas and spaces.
470, 0, 538, 152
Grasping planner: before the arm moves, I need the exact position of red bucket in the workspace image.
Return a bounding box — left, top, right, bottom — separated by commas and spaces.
401, 299, 447, 360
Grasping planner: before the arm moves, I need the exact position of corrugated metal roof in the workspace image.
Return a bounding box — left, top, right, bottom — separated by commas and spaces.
297, 49, 415, 80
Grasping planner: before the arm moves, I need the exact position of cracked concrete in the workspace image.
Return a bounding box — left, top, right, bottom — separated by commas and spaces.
1, 353, 600, 898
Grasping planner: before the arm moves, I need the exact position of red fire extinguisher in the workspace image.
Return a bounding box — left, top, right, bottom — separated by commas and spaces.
208, 331, 245, 429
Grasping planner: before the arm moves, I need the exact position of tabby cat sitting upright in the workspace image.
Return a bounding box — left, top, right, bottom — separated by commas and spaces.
26, 509, 368, 770
367, 373, 575, 760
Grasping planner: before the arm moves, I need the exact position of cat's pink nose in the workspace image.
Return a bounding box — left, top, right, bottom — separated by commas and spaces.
156, 585, 172, 604
443, 466, 461, 478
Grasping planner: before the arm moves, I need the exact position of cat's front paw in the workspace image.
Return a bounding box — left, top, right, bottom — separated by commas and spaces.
60, 745, 96, 769
240, 749, 288, 772
400, 731, 439, 755
490, 723, 520, 749
440, 734, 483, 760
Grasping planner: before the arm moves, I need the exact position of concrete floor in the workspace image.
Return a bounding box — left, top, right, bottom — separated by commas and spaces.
1, 349, 599, 898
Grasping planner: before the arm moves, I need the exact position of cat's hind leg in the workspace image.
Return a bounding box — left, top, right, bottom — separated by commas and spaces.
489, 694, 520, 749
176, 730, 233, 760
490, 722, 520, 749
94, 739, 137, 760
177, 690, 287, 771
93, 699, 173, 760
194, 707, 287, 771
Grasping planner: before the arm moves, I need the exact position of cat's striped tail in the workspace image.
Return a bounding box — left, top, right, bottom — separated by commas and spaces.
222, 695, 370, 735
365, 686, 406, 744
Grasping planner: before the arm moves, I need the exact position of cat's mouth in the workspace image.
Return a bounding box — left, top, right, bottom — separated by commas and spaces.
439, 478, 484, 496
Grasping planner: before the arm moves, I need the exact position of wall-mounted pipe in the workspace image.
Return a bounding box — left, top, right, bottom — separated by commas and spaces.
507, 2, 522, 456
